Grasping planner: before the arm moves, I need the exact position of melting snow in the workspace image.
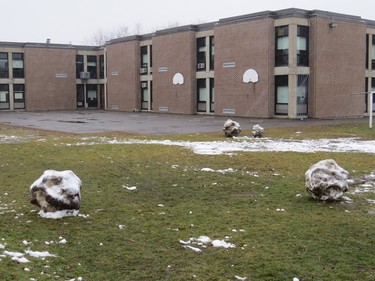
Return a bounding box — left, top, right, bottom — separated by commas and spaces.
180, 235, 236, 252
64, 137, 375, 155
25, 249, 56, 258
38, 209, 79, 219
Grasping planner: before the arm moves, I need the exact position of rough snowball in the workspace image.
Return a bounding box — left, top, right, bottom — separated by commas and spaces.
29, 170, 82, 216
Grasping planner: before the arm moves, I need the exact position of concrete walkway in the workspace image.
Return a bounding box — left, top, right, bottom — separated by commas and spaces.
0, 110, 370, 135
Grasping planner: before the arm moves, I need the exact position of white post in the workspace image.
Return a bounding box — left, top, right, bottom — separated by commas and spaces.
370, 91, 374, 129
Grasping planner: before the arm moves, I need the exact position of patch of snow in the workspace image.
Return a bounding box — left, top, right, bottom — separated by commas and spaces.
201, 167, 236, 173
38, 209, 79, 219
212, 240, 236, 248
68, 137, 375, 155
12, 256, 30, 263
122, 185, 137, 190
184, 245, 202, 253
181, 235, 236, 251
235, 276, 248, 281
25, 250, 56, 258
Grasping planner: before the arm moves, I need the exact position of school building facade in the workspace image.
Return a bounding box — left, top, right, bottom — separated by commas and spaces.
1, 8, 375, 119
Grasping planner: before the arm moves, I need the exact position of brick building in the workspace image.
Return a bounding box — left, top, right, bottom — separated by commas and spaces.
1, 8, 374, 119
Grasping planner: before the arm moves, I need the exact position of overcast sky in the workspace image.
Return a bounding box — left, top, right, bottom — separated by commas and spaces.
2, 0, 373, 45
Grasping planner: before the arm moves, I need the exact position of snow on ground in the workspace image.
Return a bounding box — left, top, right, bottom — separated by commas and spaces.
68, 137, 375, 155
180, 235, 236, 252
1, 134, 375, 155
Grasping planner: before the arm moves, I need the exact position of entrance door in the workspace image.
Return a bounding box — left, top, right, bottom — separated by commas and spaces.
86, 85, 98, 108
197, 78, 214, 113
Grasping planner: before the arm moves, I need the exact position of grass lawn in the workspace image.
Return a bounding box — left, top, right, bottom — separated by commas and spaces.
0, 123, 374, 281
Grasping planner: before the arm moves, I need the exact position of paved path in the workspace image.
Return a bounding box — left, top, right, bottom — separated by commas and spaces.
0, 110, 370, 135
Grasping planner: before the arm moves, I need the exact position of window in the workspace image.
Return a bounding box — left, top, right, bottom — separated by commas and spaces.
275, 75, 288, 115
76, 84, 84, 108
0, 84, 10, 110
76, 55, 84, 78
209, 36, 214, 70
86, 84, 97, 107
87, 56, 97, 79
0, 53, 8, 78
197, 78, 214, 112
365, 78, 375, 113
149, 45, 153, 69
209, 78, 214, 112
297, 75, 309, 115
141, 81, 152, 110
366, 35, 369, 69
275, 26, 289, 66
12, 53, 24, 78
197, 79, 206, 111
99, 55, 105, 79
372, 35, 375, 70
197, 37, 206, 71
140, 46, 148, 71
297, 26, 309, 66
13, 84, 25, 109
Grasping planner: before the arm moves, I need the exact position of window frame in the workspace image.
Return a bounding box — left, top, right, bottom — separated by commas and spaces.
12, 53, 24, 78
0, 52, 9, 78
275, 26, 289, 67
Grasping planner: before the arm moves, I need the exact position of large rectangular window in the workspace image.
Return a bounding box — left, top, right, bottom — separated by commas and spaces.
197, 79, 206, 111
297, 75, 309, 116
87, 56, 97, 79
275, 75, 288, 115
140, 46, 148, 75
141, 81, 152, 110
209, 36, 214, 70
366, 34, 369, 69
0, 53, 8, 78
297, 26, 309, 66
197, 78, 214, 113
76, 55, 84, 78
197, 37, 206, 71
12, 53, 24, 78
209, 78, 214, 112
275, 26, 289, 66
86, 84, 97, 107
372, 35, 375, 70
0, 84, 10, 110
99, 55, 105, 79
76, 84, 84, 108
13, 84, 25, 109
365, 78, 375, 113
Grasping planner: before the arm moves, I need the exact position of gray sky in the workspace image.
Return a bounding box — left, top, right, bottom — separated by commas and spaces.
2, 0, 374, 45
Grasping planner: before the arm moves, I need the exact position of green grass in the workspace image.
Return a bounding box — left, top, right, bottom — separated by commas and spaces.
0, 123, 374, 280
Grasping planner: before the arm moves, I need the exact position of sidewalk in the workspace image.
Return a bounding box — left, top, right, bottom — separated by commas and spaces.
0, 110, 370, 135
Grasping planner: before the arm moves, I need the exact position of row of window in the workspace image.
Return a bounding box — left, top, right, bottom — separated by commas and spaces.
75, 55, 105, 79
275, 25, 309, 67
366, 34, 375, 69
0, 84, 25, 109
0, 53, 24, 79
